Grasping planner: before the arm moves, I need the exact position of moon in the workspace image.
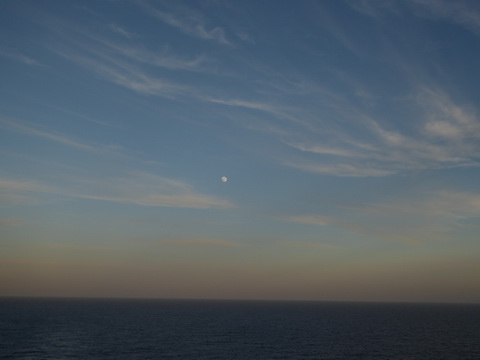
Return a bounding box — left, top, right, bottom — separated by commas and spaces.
221, 176, 228, 182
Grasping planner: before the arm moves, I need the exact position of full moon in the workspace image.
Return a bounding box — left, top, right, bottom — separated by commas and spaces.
221, 176, 228, 182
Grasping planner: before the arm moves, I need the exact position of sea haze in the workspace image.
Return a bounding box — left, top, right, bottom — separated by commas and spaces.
1, 297, 479, 359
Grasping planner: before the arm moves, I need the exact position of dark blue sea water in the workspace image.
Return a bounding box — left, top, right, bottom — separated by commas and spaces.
1, 298, 479, 359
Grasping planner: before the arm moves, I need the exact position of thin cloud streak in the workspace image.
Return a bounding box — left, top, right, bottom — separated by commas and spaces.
0, 48, 42, 66
1, 118, 233, 210
360, 190, 480, 222
284, 161, 396, 178
277, 82, 480, 177
348, 0, 480, 35
0, 118, 123, 156
38, 6, 216, 74
53, 48, 188, 97
77, 173, 235, 209
0, 178, 54, 206
137, 0, 231, 45
0, 173, 233, 210
417, 86, 480, 140
37, 103, 118, 128
81, 193, 231, 209
107, 23, 135, 39
409, 0, 480, 35
284, 190, 480, 243
99, 41, 210, 71
38, 20, 215, 98
0, 178, 52, 193
203, 97, 282, 114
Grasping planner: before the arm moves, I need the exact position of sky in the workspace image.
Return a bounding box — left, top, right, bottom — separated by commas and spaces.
1, 0, 480, 303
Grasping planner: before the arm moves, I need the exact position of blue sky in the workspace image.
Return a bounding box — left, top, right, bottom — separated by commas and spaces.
1, 0, 480, 303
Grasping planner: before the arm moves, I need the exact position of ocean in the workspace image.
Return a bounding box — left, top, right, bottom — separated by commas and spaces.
1, 298, 479, 359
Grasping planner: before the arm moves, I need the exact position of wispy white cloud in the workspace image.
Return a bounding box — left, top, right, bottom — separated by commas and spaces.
283, 190, 480, 243
185, 47, 479, 178
38, 6, 214, 74
349, 0, 480, 36
0, 178, 53, 206
409, 0, 480, 35
311, 2, 367, 57
48, 28, 223, 97
340, 1, 480, 173
33, 10, 218, 100
0, 48, 42, 66
98, 41, 211, 72
275, 80, 480, 177
76, 172, 233, 209
82, 193, 231, 209
107, 23, 135, 39
346, 0, 400, 18
0, 173, 233, 210
200, 96, 314, 133
52, 48, 188, 97
208, 89, 476, 179
347, 0, 480, 35
284, 142, 362, 158
417, 86, 480, 140
137, 0, 230, 45
0, 117, 231, 209
0, 118, 123, 156
360, 190, 480, 222
284, 161, 396, 178
37, 103, 118, 128
0, 178, 52, 193
203, 96, 282, 114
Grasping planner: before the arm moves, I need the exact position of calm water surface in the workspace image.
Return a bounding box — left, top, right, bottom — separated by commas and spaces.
1, 298, 479, 359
